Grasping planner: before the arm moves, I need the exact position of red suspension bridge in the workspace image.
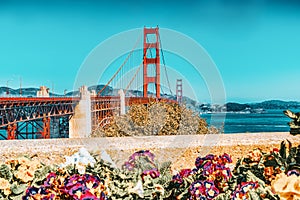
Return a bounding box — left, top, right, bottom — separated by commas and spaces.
0, 27, 183, 140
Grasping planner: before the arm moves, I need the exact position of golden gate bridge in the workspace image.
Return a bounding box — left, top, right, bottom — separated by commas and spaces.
0, 27, 183, 140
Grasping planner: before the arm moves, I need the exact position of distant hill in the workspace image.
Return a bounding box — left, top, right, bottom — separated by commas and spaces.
249, 100, 300, 110
226, 102, 250, 112
0, 87, 40, 97
1, 86, 300, 112
197, 100, 300, 113
0, 85, 114, 97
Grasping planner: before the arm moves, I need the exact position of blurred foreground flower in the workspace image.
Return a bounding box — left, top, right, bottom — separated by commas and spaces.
272, 173, 300, 200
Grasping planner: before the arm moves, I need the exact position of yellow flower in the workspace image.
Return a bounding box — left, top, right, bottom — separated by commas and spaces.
14, 165, 35, 182
76, 164, 86, 174
5, 159, 18, 167
205, 182, 212, 188
0, 178, 10, 190
247, 149, 262, 162
272, 173, 300, 200
86, 181, 93, 189
17, 157, 31, 166
208, 189, 215, 197
154, 184, 164, 195
3, 188, 11, 196
194, 182, 201, 187
75, 190, 82, 198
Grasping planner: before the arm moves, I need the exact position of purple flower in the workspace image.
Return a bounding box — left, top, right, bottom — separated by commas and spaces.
241, 181, 258, 190
84, 174, 99, 183
123, 161, 135, 170
195, 157, 205, 168
22, 186, 49, 200
223, 167, 232, 180
179, 169, 193, 177
204, 181, 219, 199
142, 150, 155, 161
215, 163, 225, 170
172, 169, 194, 184
124, 150, 156, 171
232, 181, 259, 199
44, 172, 57, 186
189, 180, 219, 200
287, 169, 300, 176
189, 180, 205, 197
202, 161, 214, 176
65, 174, 83, 189
68, 183, 85, 196
80, 191, 98, 200
23, 173, 106, 200
195, 154, 219, 169
172, 174, 183, 184
205, 154, 215, 160
221, 153, 232, 163
131, 150, 155, 162
23, 186, 39, 199
141, 168, 160, 181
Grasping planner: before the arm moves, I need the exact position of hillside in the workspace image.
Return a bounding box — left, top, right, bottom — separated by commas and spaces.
0, 87, 40, 97
249, 100, 300, 110
1, 86, 300, 112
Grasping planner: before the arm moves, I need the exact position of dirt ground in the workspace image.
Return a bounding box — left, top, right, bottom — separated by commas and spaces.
0, 132, 299, 171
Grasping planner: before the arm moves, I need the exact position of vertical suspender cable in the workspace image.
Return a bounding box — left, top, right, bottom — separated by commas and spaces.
158, 33, 173, 96
97, 31, 142, 96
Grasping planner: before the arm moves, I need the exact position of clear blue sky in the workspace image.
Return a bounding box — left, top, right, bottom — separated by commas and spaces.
1, 0, 300, 103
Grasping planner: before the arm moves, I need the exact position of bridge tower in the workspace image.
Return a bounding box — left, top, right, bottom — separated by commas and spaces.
143, 27, 160, 98
176, 79, 183, 104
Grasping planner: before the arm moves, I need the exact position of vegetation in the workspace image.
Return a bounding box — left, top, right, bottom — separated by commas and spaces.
0, 141, 299, 199
92, 102, 219, 137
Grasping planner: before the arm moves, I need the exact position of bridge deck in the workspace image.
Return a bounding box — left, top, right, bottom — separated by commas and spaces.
0, 96, 176, 139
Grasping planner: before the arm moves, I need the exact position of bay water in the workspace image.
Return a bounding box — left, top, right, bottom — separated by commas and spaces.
201, 109, 298, 133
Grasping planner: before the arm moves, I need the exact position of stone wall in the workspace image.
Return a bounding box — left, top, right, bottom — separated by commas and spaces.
1, 132, 299, 170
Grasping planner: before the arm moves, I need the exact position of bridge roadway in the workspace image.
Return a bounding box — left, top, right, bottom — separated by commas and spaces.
0, 96, 176, 140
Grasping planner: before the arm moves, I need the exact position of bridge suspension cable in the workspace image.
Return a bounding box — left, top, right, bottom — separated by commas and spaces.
158, 33, 173, 96
97, 31, 143, 96
124, 43, 151, 94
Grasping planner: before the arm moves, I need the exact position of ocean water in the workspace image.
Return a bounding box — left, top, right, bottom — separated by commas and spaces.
201, 109, 298, 133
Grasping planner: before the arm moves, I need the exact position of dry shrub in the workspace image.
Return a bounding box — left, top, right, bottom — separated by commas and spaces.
92, 102, 219, 137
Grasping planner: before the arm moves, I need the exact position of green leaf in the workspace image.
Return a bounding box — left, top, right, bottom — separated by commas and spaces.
33, 165, 53, 183
215, 192, 231, 200
248, 190, 261, 200
245, 171, 265, 187
9, 192, 24, 200
279, 140, 287, 159
0, 164, 13, 181
10, 183, 27, 195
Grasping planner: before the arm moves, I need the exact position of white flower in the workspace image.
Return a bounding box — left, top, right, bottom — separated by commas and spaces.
76, 164, 86, 174
129, 180, 144, 198
78, 147, 96, 167
60, 147, 96, 168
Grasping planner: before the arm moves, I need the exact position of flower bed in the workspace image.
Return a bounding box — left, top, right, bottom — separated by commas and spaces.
0, 140, 299, 199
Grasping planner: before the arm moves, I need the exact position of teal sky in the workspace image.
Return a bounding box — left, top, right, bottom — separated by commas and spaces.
1, 0, 300, 102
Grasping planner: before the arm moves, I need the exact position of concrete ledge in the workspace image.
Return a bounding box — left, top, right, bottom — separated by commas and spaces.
1, 132, 299, 170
